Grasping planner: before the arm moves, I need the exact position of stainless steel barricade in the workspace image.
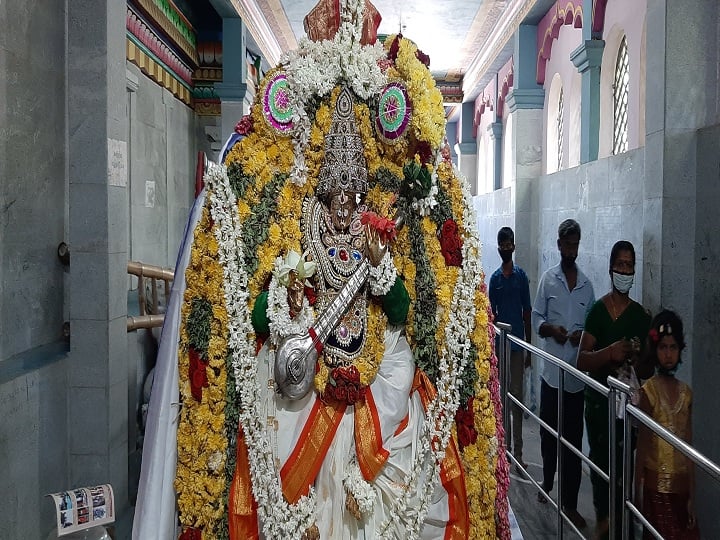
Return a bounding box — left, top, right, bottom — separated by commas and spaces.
495, 323, 720, 540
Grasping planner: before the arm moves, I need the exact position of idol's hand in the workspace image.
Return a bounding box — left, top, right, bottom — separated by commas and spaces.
287, 271, 305, 315
365, 224, 387, 267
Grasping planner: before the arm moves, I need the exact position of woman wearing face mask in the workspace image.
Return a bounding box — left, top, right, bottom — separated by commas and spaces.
577, 240, 653, 539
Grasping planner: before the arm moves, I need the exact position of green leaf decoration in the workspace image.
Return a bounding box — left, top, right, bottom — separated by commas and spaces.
241, 173, 288, 276
373, 167, 402, 192
227, 162, 255, 200
402, 208, 440, 382
402, 160, 432, 200
429, 181, 453, 226
187, 297, 212, 358
458, 344, 479, 404
219, 353, 240, 540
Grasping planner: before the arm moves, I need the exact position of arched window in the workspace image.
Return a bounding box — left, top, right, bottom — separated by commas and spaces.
557, 87, 564, 170
612, 36, 629, 155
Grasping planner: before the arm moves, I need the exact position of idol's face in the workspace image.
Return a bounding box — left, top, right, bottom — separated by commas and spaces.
329, 190, 358, 232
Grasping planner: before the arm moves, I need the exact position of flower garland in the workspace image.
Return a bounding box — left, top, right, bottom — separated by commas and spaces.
343, 460, 376, 515
267, 275, 315, 342
280, 0, 387, 186
176, 206, 230, 538
173, 1, 505, 535
205, 164, 317, 538
368, 251, 397, 296
376, 164, 488, 538
384, 35, 446, 149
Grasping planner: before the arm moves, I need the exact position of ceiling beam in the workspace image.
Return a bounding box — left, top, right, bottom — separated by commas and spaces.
208, 0, 283, 66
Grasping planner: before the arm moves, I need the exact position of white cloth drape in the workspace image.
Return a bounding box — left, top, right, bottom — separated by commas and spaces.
132, 191, 206, 540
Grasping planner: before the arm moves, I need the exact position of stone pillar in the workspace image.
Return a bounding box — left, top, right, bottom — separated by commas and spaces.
215, 17, 248, 141
445, 121, 459, 165
644, 2, 720, 534
570, 40, 604, 163
505, 24, 544, 291
456, 101, 477, 194
488, 122, 503, 190
68, 0, 130, 527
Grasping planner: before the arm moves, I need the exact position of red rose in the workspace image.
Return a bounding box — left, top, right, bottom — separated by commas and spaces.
180, 527, 202, 540
345, 365, 361, 384
335, 385, 348, 401
415, 49, 430, 67
388, 34, 402, 62
441, 219, 458, 237
455, 407, 473, 428
189, 348, 207, 402
458, 422, 478, 449
234, 115, 254, 135
346, 387, 360, 404
439, 219, 463, 267
416, 141, 433, 165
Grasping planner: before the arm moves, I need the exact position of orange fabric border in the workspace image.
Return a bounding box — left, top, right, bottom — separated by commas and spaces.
280, 397, 346, 503
354, 389, 390, 481
229, 430, 259, 540
413, 370, 470, 539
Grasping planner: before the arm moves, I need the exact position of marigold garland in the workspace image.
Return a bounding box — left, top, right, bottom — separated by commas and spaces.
176, 206, 230, 538
172, 21, 507, 539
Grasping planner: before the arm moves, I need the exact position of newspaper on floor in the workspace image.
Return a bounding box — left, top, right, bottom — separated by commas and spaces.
48, 484, 114, 536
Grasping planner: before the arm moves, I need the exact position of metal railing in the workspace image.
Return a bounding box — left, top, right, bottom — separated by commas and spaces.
127, 261, 174, 331
495, 322, 720, 539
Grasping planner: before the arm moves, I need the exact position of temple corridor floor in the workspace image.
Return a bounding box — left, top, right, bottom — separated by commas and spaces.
507, 412, 596, 539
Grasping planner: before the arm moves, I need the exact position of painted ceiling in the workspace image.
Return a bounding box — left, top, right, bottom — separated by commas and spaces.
181, 0, 559, 102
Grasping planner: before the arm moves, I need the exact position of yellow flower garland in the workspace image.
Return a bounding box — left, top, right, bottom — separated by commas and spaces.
173, 34, 501, 537
176, 206, 230, 538
385, 36, 446, 148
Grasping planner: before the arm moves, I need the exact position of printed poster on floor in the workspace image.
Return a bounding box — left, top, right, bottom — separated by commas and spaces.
48, 484, 114, 536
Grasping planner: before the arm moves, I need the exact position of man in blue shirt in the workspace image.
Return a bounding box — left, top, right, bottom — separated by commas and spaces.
531, 219, 595, 529
489, 226, 532, 470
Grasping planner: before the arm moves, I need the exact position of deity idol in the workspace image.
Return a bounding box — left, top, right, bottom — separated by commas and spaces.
133, 1, 509, 539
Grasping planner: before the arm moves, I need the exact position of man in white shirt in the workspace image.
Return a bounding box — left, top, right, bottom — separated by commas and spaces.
532, 219, 595, 529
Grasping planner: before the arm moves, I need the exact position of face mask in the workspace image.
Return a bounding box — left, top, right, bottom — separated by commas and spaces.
612, 272, 634, 294
498, 249, 513, 263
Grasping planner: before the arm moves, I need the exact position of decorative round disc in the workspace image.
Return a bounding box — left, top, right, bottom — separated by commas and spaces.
263, 73, 293, 133
376, 82, 411, 142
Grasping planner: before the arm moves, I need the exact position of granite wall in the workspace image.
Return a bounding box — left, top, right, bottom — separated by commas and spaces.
692, 124, 720, 539
0, 1, 70, 537
127, 62, 196, 270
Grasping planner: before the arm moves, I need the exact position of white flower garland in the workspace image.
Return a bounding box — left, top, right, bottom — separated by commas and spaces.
204, 163, 317, 539
267, 275, 315, 344
378, 166, 484, 539
343, 460, 377, 516
281, 0, 388, 186
368, 251, 397, 296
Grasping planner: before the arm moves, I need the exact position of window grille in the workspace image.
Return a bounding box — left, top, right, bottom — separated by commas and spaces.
557, 88, 564, 170
613, 36, 629, 155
